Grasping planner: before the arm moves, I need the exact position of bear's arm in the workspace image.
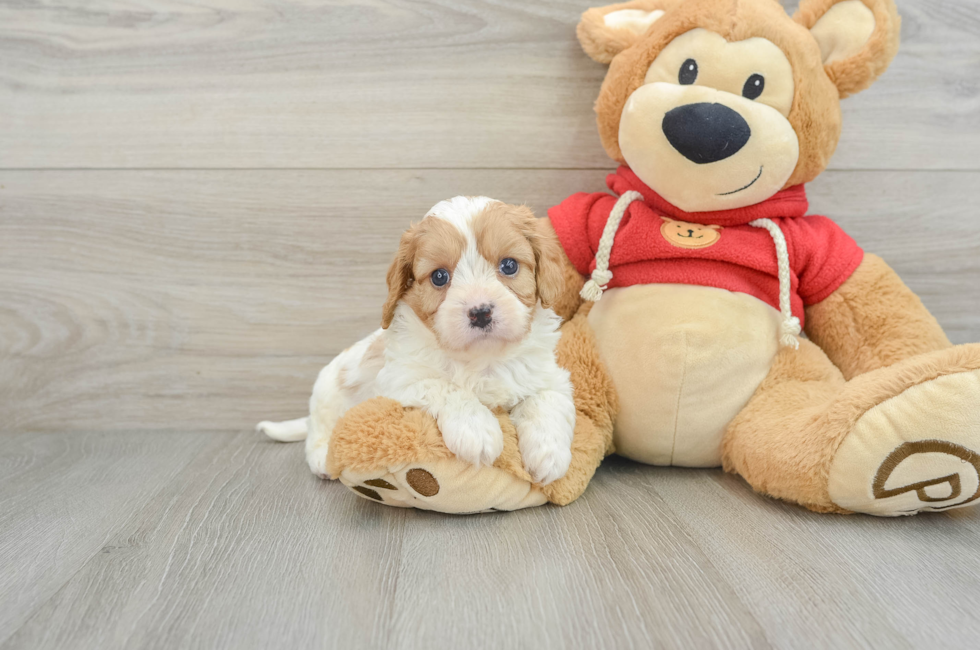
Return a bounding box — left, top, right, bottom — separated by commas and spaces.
803, 254, 951, 380
539, 216, 586, 322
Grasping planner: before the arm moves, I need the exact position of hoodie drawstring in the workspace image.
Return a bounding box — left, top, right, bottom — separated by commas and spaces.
579, 194, 801, 349
748, 218, 802, 349
579, 191, 644, 302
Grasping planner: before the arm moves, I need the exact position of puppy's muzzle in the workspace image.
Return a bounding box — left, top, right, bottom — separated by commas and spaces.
662, 102, 751, 164
468, 304, 493, 330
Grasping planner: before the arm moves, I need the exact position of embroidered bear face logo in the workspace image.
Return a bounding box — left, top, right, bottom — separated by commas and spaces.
660, 216, 721, 249
577, 0, 900, 213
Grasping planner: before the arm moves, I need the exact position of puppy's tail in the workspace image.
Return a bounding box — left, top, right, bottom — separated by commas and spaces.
256, 417, 309, 442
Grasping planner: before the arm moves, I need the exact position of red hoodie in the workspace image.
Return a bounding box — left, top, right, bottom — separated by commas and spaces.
548, 166, 864, 326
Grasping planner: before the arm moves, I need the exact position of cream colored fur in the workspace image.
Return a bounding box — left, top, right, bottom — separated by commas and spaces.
621, 28, 800, 212
588, 284, 781, 466
810, 1, 876, 65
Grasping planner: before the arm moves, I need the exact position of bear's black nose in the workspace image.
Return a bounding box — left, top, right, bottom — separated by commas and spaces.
468, 304, 493, 329
662, 103, 751, 164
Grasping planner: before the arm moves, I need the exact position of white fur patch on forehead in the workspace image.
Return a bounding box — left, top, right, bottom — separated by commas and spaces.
426, 196, 499, 241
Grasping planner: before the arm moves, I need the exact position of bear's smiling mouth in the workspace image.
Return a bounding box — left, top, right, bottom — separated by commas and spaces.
717, 165, 764, 196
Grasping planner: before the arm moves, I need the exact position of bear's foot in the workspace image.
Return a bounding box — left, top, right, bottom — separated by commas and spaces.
324, 396, 611, 514
828, 346, 980, 516
339, 461, 547, 513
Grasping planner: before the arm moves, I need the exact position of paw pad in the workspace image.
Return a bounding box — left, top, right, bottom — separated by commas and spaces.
346, 469, 440, 505
351, 485, 383, 501
405, 468, 439, 496
339, 460, 546, 513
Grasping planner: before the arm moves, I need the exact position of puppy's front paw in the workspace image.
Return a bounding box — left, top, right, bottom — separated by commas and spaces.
513, 394, 576, 485
438, 402, 504, 467
519, 429, 573, 486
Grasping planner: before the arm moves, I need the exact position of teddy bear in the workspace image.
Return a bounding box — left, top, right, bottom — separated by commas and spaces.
323, 0, 980, 516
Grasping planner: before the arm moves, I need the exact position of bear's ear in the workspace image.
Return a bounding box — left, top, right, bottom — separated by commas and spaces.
577, 1, 671, 64
794, 0, 901, 98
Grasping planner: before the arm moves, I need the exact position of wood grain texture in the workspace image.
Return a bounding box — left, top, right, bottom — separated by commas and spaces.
1, 169, 978, 432
2, 2, 979, 648
650, 465, 980, 649
386, 461, 770, 650
2, 438, 978, 650
0, 0, 978, 170
2, 432, 407, 650
0, 431, 227, 646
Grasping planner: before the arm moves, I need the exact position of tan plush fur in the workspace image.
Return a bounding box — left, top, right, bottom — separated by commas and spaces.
722, 340, 848, 512
805, 254, 952, 380
326, 397, 454, 478
566, 0, 980, 516
577, 0, 683, 64
583, 0, 900, 189
794, 0, 902, 99
724, 342, 980, 513
543, 308, 619, 505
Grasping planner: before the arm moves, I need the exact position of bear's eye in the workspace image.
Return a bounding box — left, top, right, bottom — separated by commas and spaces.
430, 268, 450, 287
678, 59, 698, 85
743, 74, 765, 100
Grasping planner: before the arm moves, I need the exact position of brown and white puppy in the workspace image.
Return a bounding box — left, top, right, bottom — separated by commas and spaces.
258, 197, 577, 485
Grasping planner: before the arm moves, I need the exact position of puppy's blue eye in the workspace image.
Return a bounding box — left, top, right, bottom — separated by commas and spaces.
430, 268, 450, 287
499, 258, 519, 276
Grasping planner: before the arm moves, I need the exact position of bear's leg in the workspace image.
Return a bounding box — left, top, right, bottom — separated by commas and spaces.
723, 339, 980, 516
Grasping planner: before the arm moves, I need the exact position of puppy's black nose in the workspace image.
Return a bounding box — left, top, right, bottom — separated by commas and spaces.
468, 305, 493, 329
662, 103, 751, 164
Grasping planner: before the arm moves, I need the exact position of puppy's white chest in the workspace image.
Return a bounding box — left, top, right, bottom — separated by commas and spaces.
452, 360, 534, 409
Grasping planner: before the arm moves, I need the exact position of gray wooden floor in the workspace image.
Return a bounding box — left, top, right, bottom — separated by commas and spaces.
2, 1, 980, 648
2, 433, 980, 650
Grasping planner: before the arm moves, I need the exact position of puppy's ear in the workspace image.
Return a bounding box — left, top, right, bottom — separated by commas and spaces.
577, 1, 673, 64
381, 225, 418, 329
520, 210, 566, 311
795, 0, 901, 98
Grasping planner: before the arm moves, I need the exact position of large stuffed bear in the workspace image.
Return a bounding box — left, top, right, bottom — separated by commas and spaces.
324, 0, 980, 516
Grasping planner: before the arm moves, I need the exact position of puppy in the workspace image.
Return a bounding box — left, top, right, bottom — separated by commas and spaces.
258, 196, 577, 485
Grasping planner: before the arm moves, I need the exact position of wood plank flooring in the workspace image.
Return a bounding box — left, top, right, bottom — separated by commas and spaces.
1, 433, 979, 650
0, 432, 232, 645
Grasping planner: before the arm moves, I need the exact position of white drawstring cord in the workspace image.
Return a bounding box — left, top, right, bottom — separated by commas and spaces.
579, 191, 644, 302
748, 218, 801, 349
577, 193, 800, 350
